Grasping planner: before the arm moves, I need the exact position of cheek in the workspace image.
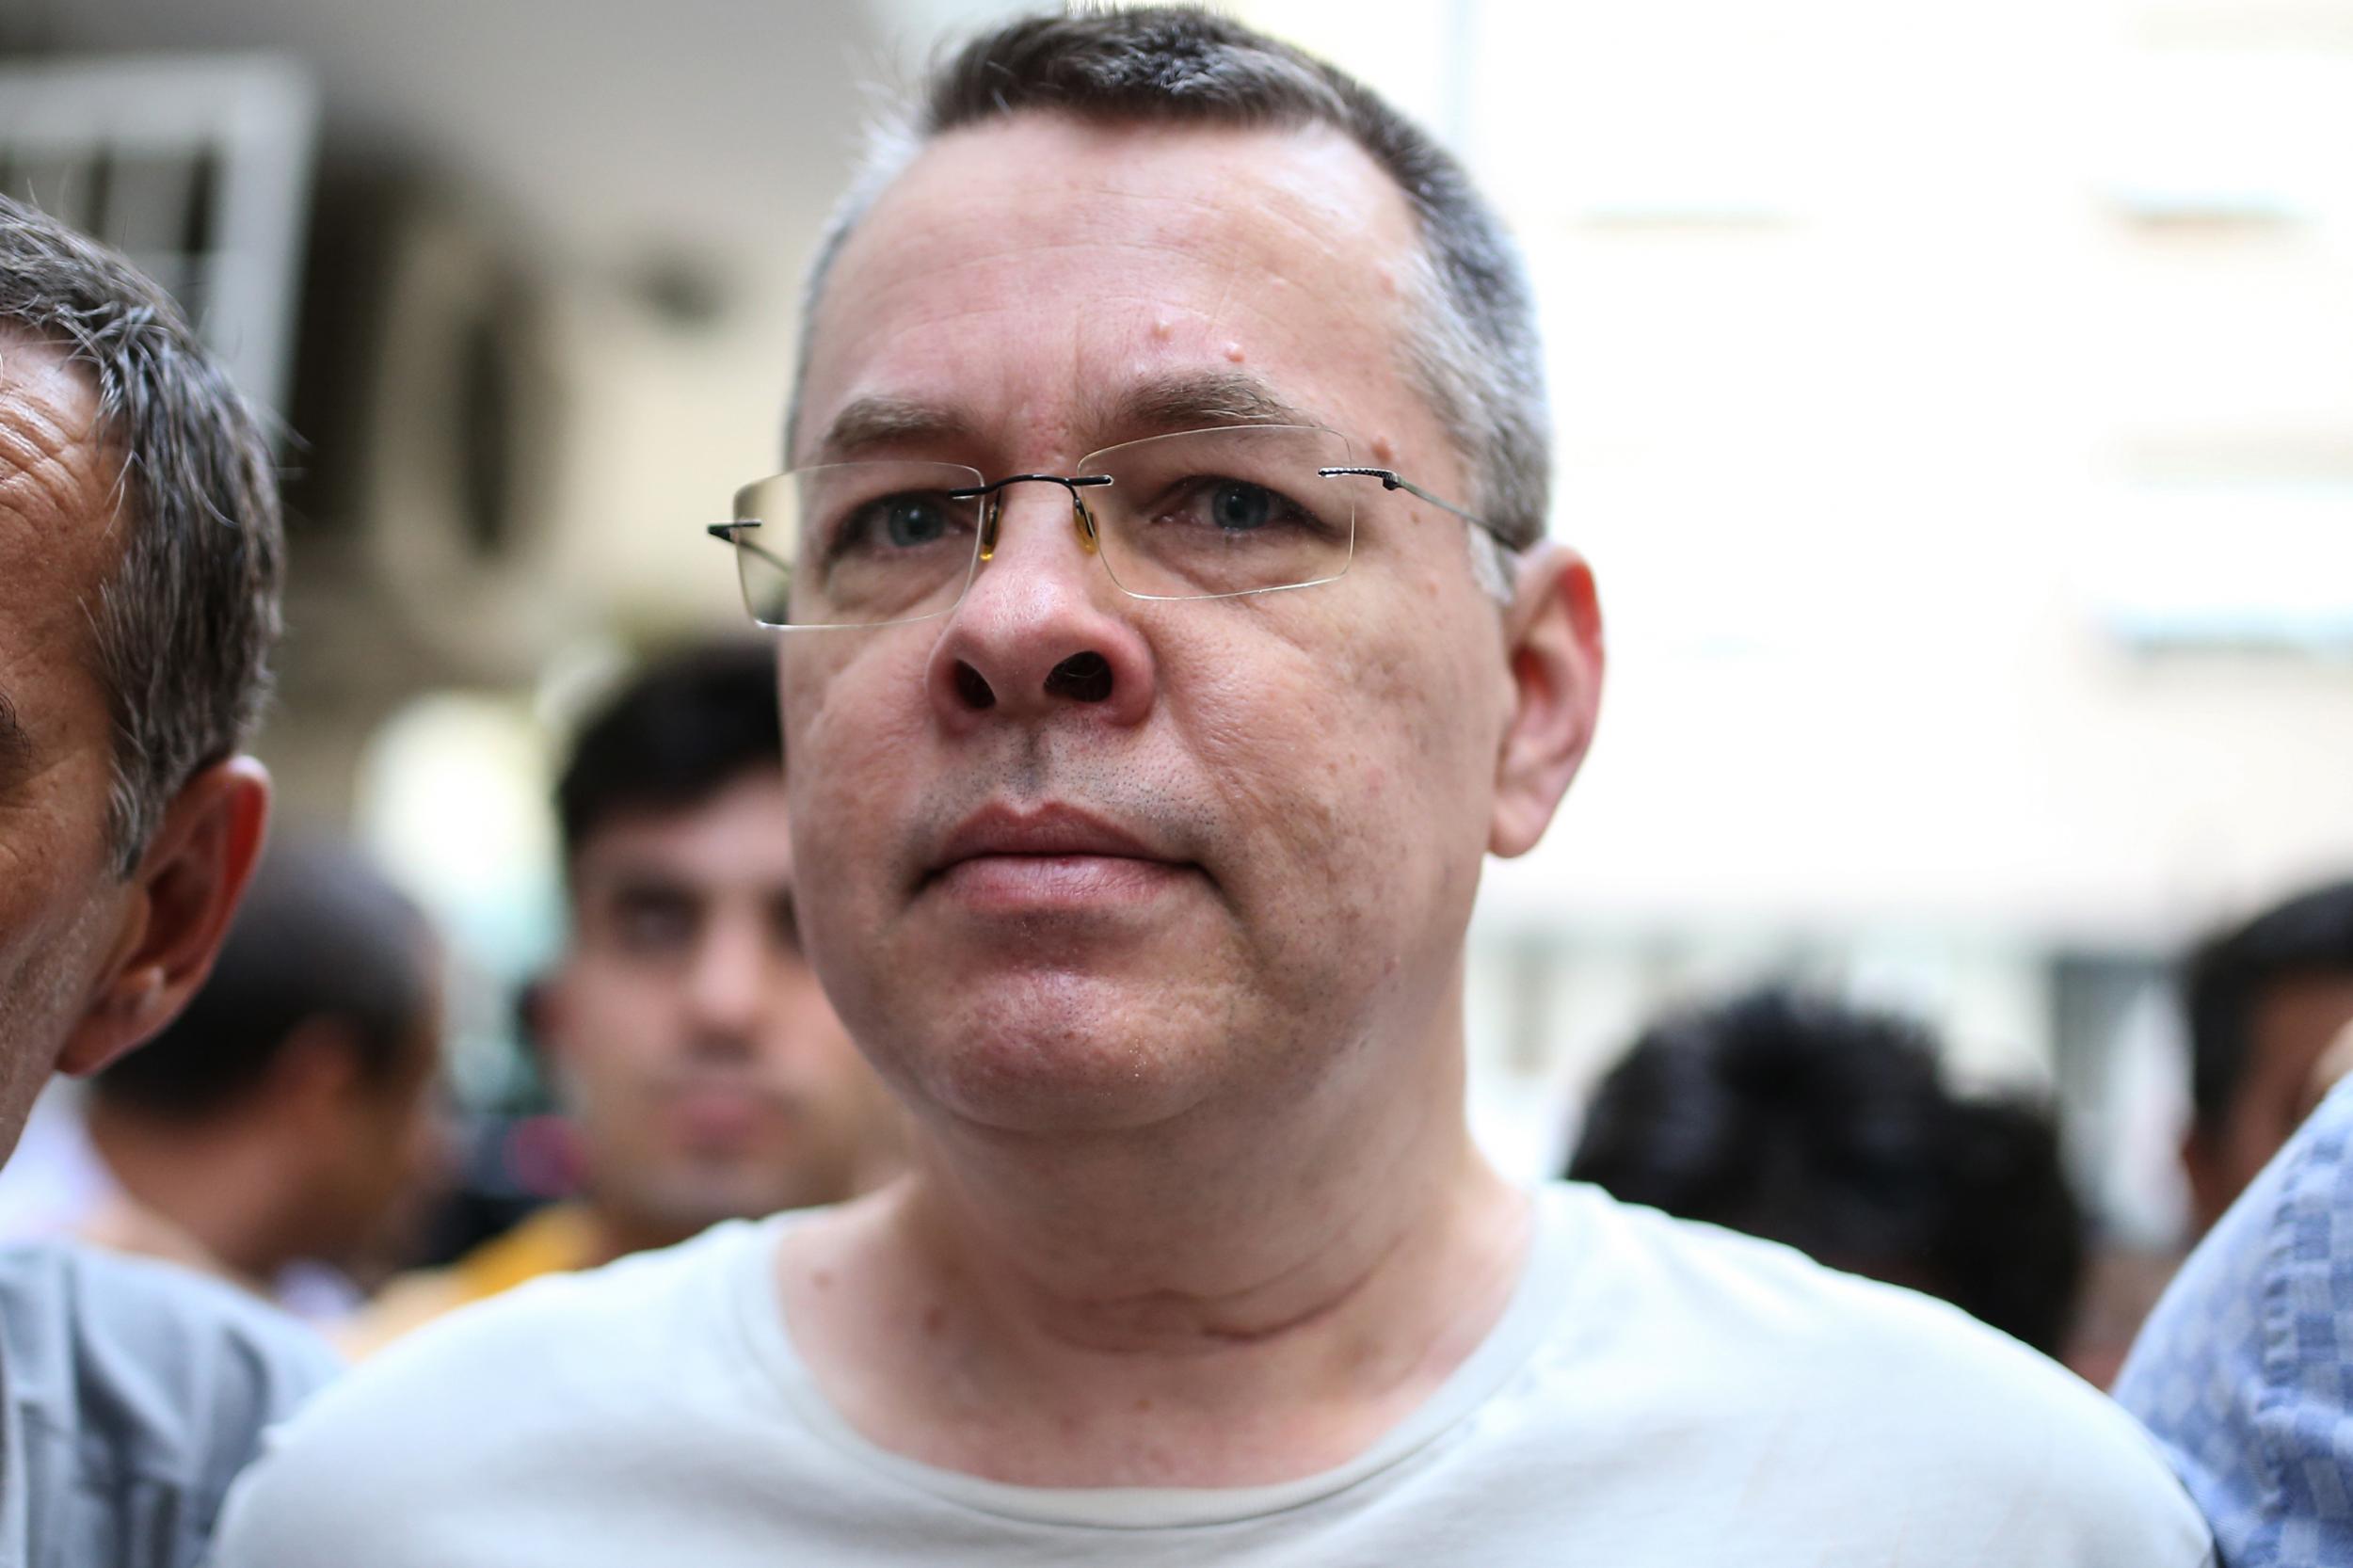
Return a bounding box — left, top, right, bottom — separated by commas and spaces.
785, 642, 934, 907
0, 772, 113, 945
792, 961, 848, 1023
773, 966, 855, 1060
552, 971, 674, 1096
568, 964, 664, 1029
1179, 593, 1496, 871
0, 825, 118, 1078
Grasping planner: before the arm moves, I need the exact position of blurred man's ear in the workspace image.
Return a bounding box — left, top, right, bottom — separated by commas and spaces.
527, 968, 582, 1079
1490, 543, 1605, 858
2179, 1124, 2233, 1240
56, 757, 270, 1077
513, 974, 554, 1064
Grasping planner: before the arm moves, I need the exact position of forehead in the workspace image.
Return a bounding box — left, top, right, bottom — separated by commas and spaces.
571, 772, 795, 894
798, 112, 1427, 464
0, 332, 115, 595
0, 334, 118, 760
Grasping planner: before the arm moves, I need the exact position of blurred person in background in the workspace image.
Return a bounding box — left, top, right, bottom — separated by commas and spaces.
2179, 879, 2353, 1237
0, 832, 446, 1320
1565, 986, 2086, 1355
2116, 1047, 2353, 1568
351, 640, 898, 1348
2062, 880, 2353, 1392
209, 13, 2208, 1566
0, 193, 338, 1567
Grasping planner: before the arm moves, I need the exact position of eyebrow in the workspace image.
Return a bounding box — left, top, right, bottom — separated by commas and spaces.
813, 397, 978, 463
812, 371, 1319, 467
1102, 370, 1316, 437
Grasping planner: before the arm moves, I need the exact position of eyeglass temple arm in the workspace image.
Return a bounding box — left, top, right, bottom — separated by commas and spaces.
1318, 467, 1501, 541
708, 520, 795, 576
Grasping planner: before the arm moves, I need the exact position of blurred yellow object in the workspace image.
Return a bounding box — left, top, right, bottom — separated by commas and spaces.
337, 1204, 600, 1359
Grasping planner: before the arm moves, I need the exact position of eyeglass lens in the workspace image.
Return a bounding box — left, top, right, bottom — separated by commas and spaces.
726, 424, 1357, 629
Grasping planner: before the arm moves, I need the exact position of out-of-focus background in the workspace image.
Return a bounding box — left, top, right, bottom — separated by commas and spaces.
5, 0, 2349, 1331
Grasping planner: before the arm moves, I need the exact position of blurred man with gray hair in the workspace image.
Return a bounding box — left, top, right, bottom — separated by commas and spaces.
213, 12, 2210, 1564
0, 192, 337, 1566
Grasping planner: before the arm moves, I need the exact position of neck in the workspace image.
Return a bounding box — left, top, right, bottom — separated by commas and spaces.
780, 982, 1534, 1486
86, 1100, 289, 1288
918, 1048, 1485, 1347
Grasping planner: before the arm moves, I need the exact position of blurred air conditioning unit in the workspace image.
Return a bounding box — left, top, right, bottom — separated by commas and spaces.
286, 174, 751, 684
0, 54, 316, 423
337, 189, 574, 677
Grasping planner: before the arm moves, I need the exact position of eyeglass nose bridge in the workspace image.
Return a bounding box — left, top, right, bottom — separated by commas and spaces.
954, 472, 1113, 563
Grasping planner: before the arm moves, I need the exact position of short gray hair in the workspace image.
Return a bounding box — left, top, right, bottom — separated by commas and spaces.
790, 6, 1548, 584
0, 194, 284, 874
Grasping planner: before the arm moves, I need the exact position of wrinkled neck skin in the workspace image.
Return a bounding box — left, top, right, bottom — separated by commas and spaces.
779, 962, 1535, 1488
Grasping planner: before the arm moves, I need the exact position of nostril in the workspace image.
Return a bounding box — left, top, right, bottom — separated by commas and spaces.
1045, 651, 1113, 703
953, 662, 997, 711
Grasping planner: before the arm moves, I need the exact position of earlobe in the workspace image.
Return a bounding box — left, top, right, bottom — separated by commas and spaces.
1488, 544, 1605, 859
56, 757, 272, 1077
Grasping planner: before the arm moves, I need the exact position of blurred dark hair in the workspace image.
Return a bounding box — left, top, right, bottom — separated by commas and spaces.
1566, 987, 2085, 1354
96, 834, 430, 1118
2184, 880, 2353, 1134
0, 193, 284, 874
555, 641, 781, 872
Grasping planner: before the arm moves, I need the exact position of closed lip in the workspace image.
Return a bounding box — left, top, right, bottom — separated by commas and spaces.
656, 1077, 792, 1116
927, 802, 1177, 882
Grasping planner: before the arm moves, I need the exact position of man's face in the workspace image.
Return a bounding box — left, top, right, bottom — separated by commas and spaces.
783, 116, 1542, 1137
2188, 974, 2353, 1232
0, 334, 137, 1160
544, 772, 888, 1240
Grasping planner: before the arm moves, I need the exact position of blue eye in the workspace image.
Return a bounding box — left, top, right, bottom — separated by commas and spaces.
885, 498, 949, 547
1209, 483, 1275, 532
827, 491, 969, 564
1151, 476, 1321, 540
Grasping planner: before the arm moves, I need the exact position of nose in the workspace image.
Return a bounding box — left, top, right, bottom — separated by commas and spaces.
681, 907, 770, 1048
925, 481, 1156, 733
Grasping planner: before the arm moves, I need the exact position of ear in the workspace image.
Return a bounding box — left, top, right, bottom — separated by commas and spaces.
527, 967, 580, 1078
56, 756, 270, 1076
1490, 543, 1605, 858
2306, 1019, 2353, 1111
2179, 1124, 2231, 1240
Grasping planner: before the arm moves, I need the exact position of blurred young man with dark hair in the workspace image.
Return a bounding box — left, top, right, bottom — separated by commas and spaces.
1567, 986, 2086, 1354
2179, 879, 2353, 1235
352, 641, 896, 1347
0, 192, 336, 1568
0, 834, 444, 1310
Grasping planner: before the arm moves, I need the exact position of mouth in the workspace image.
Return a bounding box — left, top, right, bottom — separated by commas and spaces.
922, 802, 1193, 911
663, 1082, 790, 1149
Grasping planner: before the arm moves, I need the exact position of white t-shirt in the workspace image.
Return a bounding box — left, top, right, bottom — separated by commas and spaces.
211, 1183, 2214, 1566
